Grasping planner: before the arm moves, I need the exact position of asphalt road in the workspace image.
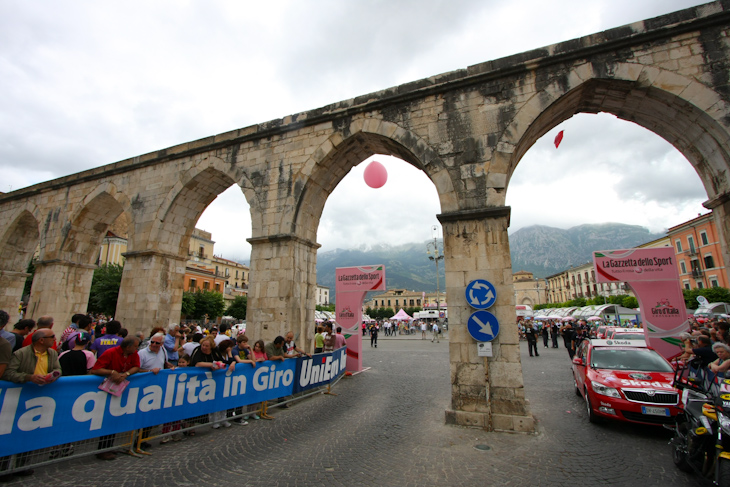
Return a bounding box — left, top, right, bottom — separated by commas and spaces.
22, 334, 697, 486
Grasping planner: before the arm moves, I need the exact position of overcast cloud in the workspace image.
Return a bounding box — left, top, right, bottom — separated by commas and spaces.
0, 0, 711, 262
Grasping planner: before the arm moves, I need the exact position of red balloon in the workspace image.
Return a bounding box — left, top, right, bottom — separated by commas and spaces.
363, 161, 388, 188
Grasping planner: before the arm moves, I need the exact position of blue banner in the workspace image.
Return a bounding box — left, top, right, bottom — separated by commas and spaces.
0, 348, 346, 456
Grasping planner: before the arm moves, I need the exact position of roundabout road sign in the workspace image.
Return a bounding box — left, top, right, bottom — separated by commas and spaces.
465, 279, 496, 309
467, 310, 500, 342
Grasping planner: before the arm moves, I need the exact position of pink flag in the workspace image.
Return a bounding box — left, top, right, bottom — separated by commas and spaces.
554, 130, 564, 148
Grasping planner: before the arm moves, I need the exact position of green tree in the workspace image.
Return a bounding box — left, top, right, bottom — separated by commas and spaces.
87, 263, 124, 316
365, 307, 373, 317
191, 290, 225, 320
23, 257, 36, 298
181, 291, 196, 317
567, 297, 587, 308
382, 307, 395, 319
226, 295, 247, 320
316, 304, 335, 312
683, 286, 730, 309
622, 296, 639, 309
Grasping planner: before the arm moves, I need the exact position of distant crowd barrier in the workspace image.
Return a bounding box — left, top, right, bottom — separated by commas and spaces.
0, 347, 347, 465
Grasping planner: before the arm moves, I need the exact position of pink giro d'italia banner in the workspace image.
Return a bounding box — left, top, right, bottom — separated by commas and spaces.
335, 265, 386, 372
593, 248, 687, 359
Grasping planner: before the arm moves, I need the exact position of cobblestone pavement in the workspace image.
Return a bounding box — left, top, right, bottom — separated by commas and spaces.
22, 335, 697, 486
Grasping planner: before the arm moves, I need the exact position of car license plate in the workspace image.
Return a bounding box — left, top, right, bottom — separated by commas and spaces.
641, 406, 670, 416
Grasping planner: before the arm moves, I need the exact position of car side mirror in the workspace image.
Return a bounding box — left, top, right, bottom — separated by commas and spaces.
572, 356, 584, 366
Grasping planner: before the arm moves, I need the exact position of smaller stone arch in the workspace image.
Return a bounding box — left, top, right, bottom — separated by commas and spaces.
58, 183, 131, 265
148, 155, 256, 256
0, 205, 41, 272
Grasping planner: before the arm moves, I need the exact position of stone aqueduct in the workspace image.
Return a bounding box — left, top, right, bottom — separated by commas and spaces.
2, 2, 730, 431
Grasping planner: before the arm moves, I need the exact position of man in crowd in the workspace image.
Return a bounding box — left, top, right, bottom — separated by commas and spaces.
164, 323, 184, 366
334, 327, 347, 350
2, 328, 61, 384
265, 336, 286, 361
90, 320, 123, 357
431, 322, 440, 343
524, 321, 538, 357
139, 332, 175, 374
283, 331, 310, 358
683, 334, 718, 368
90, 336, 140, 460
10, 319, 35, 352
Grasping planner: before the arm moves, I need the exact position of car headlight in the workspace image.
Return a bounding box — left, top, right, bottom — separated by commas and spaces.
591, 381, 621, 398
719, 413, 730, 436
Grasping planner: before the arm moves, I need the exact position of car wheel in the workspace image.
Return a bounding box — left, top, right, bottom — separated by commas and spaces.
584, 389, 600, 424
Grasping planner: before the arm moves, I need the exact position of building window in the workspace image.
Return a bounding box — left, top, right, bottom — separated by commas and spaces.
417, 299, 421, 306
688, 236, 696, 253
225, 269, 230, 277
700, 231, 709, 246
680, 261, 687, 274
189, 278, 197, 289
410, 299, 414, 306
675, 239, 683, 253
387, 300, 391, 306
683, 280, 690, 290
697, 281, 704, 289
236, 270, 239, 279
203, 281, 209, 290
198, 246, 205, 258
215, 283, 220, 292
704, 254, 715, 269
710, 276, 719, 288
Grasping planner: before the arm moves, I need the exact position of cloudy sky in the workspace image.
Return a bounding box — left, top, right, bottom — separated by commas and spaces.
0, 0, 711, 263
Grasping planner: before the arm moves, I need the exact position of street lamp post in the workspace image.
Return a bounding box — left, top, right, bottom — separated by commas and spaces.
426, 225, 444, 323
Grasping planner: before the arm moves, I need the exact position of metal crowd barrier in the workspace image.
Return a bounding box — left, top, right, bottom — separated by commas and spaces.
0, 374, 344, 474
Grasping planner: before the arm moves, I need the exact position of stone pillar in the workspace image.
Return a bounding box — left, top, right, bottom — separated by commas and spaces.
115, 250, 186, 333
704, 193, 730, 277
0, 270, 29, 321
438, 207, 534, 433
26, 260, 95, 333
246, 234, 319, 352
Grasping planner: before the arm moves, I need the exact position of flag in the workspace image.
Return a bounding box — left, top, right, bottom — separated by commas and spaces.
554, 130, 564, 148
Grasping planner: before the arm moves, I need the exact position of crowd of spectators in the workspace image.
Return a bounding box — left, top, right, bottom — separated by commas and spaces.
0, 311, 343, 481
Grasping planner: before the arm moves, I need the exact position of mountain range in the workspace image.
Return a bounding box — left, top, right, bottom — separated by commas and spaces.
316, 223, 665, 302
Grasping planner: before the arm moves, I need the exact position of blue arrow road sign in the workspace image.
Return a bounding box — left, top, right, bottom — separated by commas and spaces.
465, 279, 496, 309
467, 310, 500, 342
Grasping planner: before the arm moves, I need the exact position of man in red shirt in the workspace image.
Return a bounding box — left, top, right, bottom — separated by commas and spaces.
90, 336, 140, 460
91, 336, 140, 383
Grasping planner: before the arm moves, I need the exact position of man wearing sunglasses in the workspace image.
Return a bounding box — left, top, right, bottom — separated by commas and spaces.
1, 328, 61, 385
138, 332, 175, 374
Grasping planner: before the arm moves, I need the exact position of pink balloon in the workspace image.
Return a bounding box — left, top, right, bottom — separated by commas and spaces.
363, 160, 388, 189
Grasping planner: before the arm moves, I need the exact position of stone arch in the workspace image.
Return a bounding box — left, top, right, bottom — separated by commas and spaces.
0, 206, 40, 272
149, 157, 243, 256
288, 120, 456, 243
59, 183, 131, 265
499, 64, 730, 204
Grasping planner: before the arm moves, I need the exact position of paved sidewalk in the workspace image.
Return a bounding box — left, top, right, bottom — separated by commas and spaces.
26, 339, 695, 486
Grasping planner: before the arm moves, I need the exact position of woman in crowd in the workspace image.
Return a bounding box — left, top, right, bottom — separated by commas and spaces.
190, 337, 229, 428
709, 342, 730, 379
58, 331, 95, 376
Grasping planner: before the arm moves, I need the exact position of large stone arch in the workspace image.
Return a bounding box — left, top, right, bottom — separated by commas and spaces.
498, 63, 730, 266
245, 121, 455, 346
0, 206, 40, 314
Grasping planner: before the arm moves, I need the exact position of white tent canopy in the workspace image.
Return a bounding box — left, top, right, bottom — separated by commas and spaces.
390, 308, 414, 321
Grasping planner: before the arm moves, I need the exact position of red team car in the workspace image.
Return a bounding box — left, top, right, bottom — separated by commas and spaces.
572, 339, 681, 425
